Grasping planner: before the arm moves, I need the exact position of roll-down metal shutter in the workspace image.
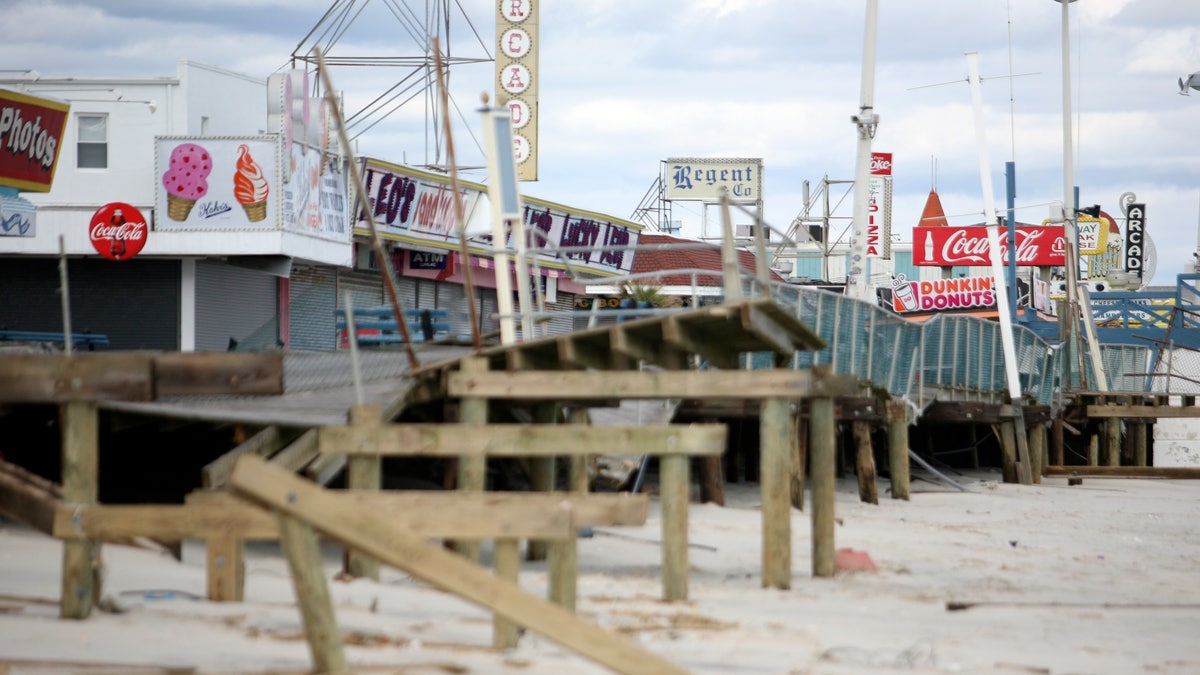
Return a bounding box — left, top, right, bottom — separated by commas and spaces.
289, 263, 338, 351
194, 260, 278, 351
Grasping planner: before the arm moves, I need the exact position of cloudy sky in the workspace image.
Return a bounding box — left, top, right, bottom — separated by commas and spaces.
3, 0, 1200, 285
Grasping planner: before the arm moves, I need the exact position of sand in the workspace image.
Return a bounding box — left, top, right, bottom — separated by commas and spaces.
1, 469, 1198, 674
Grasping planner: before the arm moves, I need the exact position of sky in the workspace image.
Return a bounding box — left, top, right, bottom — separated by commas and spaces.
3, 0, 1200, 286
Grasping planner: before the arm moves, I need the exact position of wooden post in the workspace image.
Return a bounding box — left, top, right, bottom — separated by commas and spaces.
1088, 432, 1100, 466
527, 402, 559, 562
345, 404, 381, 580
885, 400, 910, 500
207, 533, 244, 602
1131, 422, 1147, 467
60, 401, 100, 619
566, 408, 590, 493
456, 357, 489, 562
790, 409, 807, 509
276, 513, 347, 674
809, 397, 836, 578
997, 421, 1018, 483
1012, 409, 1034, 485
549, 406, 590, 612
852, 420, 879, 504
1028, 424, 1047, 484
659, 454, 689, 601
1052, 416, 1065, 466
1104, 417, 1121, 467
493, 538, 521, 649
760, 398, 792, 589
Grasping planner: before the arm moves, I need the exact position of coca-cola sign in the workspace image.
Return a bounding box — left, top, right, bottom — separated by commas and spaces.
913, 225, 1065, 267
870, 152, 892, 176
89, 202, 147, 261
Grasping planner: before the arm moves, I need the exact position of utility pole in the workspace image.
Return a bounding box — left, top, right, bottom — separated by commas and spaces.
847, 0, 880, 301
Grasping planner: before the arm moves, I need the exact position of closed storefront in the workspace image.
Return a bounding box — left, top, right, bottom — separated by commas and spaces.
194, 260, 278, 351
288, 263, 338, 351
0, 258, 180, 351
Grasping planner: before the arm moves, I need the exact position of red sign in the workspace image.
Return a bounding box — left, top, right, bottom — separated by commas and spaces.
0, 89, 70, 192
913, 225, 1065, 267
892, 275, 997, 314
869, 152, 893, 176
89, 202, 148, 261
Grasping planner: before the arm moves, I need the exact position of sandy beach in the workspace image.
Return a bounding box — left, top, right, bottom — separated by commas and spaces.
2, 468, 1198, 674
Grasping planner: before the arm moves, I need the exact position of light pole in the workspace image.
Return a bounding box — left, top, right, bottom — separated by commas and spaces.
847, 0, 880, 301
1053, 0, 1085, 386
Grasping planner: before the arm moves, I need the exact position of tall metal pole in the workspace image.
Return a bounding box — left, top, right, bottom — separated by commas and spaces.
1006, 161, 1019, 321
847, 0, 880, 301
966, 52, 1022, 399
1056, 0, 1082, 385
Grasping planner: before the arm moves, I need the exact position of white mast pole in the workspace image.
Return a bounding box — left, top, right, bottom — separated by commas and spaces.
847, 0, 880, 301
966, 52, 1022, 399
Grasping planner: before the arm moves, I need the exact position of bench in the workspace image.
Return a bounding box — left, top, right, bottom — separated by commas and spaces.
0, 330, 110, 349
334, 307, 451, 346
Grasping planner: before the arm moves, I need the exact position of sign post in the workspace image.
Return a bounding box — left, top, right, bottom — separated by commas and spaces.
482, 107, 533, 343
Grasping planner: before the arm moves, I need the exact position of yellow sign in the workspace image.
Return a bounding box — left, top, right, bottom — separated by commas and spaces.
496, 0, 538, 181
1041, 214, 1112, 256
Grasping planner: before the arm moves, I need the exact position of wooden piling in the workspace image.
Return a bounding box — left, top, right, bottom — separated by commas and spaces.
659, 454, 689, 601
885, 400, 910, 500
493, 538, 521, 648
1104, 417, 1121, 467
60, 401, 100, 619
760, 397, 792, 589
277, 513, 347, 674
998, 421, 1018, 483
455, 357, 488, 562
809, 397, 836, 578
345, 404, 382, 580
1131, 422, 1147, 467
1028, 424, 1047, 484
790, 410, 807, 509
852, 420, 879, 504
527, 402, 559, 562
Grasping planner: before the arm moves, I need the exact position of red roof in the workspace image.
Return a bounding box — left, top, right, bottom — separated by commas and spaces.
918, 190, 949, 228
630, 233, 785, 287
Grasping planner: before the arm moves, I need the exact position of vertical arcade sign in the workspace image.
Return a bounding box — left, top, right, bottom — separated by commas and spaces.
1124, 202, 1145, 280
496, 0, 538, 181
867, 152, 892, 259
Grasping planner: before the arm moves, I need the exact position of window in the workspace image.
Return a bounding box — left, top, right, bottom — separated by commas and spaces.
77, 114, 108, 169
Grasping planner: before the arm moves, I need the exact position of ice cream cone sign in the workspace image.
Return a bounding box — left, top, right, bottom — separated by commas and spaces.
161, 143, 212, 221
234, 144, 270, 222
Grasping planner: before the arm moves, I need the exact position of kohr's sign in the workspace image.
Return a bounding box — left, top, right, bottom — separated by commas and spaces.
664, 157, 762, 202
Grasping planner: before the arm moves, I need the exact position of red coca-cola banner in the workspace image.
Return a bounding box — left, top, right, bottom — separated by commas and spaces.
912, 225, 1065, 267
89, 202, 148, 261
870, 152, 892, 176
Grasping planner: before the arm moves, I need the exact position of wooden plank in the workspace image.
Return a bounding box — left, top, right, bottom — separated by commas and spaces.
760, 398, 792, 590
1044, 466, 1200, 479
0, 354, 152, 402
56, 492, 585, 541
609, 324, 660, 365
152, 352, 283, 397
742, 302, 814, 356
809, 397, 836, 578
492, 538, 522, 649
202, 426, 289, 488
228, 455, 688, 675
1085, 405, 1200, 419
659, 454, 689, 601
318, 423, 727, 458
448, 369, 859, 400
662, 316, 736, 368
276, 513, 346, 674
270, 429, 320, 473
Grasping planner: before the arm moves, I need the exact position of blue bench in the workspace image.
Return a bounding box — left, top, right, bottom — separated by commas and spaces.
334, 307, 452, 345
0, 330, 110, 349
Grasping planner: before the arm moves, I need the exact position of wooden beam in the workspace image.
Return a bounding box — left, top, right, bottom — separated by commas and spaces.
57, 491, 600, 541
1086, 405, 1200, 419
276, 513, 346, 674
610, 325, 660, 365
852, 420, 879, 504
318, 423, 727, 458
0, 354, 152, 402
344, 405, 381, 580
0, 459, 62, 534
810, 397, 836, 578
152, 352, 283, 397
662, 316, 735, 368
202, 426, 291, 488
448, 369, 860, 400
885, 400, 910, 500
1044, 466, 1200, 479
456, 357, 489, 563
228, 455, 688, 675
269, 429, 320, 473
659, 454, 690, 601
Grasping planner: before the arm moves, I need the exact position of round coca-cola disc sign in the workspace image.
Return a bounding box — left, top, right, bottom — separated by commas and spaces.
89, 202, 148, 261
